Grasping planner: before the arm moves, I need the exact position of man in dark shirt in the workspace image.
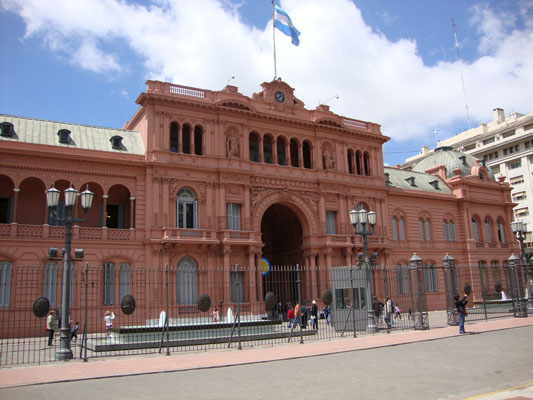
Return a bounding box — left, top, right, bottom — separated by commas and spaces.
455, 294, 468, 334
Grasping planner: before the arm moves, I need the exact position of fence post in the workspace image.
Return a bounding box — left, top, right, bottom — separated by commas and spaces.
442, 254, 458, 326
81, 262, 88, 362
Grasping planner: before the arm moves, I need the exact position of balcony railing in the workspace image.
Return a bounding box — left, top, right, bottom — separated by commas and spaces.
0, 223, 133, 241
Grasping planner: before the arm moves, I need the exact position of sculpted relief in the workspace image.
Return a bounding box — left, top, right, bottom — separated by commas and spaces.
226, 127, 240, 158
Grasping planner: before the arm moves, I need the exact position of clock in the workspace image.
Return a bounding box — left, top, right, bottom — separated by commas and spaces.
274, 91, 285, 103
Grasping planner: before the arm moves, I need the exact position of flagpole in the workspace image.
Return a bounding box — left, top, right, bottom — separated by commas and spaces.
272, 0, 278, 79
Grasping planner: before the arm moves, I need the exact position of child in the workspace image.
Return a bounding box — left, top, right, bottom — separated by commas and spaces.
104, 311, 115, 338
71, 321, 79, 342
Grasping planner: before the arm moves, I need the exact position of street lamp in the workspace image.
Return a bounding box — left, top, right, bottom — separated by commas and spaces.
349, 208, 377, 333
511, 220, 532, 312
46, 183, 94, 360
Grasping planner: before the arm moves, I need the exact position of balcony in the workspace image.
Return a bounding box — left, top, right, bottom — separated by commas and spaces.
0, 223, 133, 241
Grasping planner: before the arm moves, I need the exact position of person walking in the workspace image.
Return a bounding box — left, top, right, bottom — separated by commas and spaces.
311, 300, 319, 329
287, 305, 295, 328
455, 293, 468, 334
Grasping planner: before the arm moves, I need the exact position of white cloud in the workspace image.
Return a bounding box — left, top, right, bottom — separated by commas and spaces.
2, 0, 532, 144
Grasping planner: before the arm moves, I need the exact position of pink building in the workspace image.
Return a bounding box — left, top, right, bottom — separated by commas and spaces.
0, 78, 519, 323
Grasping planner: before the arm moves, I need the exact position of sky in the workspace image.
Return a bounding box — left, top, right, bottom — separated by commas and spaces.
1, 0, 532, 166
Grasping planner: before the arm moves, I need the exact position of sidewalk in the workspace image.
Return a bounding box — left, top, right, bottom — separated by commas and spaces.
1, 317, 532, 399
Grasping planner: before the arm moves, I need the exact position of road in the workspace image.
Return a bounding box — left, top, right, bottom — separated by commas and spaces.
1, 326, 532, 400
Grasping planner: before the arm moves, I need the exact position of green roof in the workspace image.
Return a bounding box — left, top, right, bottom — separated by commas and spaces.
0, 114, 145, 155
411, 147, 494, 179
384, 167, 452, 193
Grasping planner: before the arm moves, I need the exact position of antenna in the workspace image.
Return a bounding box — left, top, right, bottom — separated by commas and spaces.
452, 18, 471, 129
433, 129, 441, 148
319, 95, 339, 106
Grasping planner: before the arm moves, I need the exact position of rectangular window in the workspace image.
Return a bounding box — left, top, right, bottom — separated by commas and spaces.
44, 263, 58, 306
508, 160, 521, 169
483, 137, 495, 145
103, 262, 115, 305
230, 271, 243, 303
396, 266, 409, 295
490, 165, 500, 175
335, 287, 365, 310
392, 218, 398, 241
515, 208, 529, 218
326, 211, 336, 234
227, 203, 241, 231
512, 192, 527, 201
424, 265, 438, 293
526, 141, 531, 149
0, 262, 12, 307
510, 175, 524, 185
119, 263, 130, 302
502, 130, 515, 138
464, 144, 475, 151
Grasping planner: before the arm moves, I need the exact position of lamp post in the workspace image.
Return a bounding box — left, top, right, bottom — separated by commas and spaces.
46, 183, 94, 360
511, 220, 532, 312
349, 208, 377, 333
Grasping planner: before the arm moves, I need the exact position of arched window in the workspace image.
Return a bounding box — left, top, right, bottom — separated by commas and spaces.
290, 139, 299, 167
472, 217, 480, 242
484, 218, 492, 242
263, 135, 273, 164
419, 218, 425, 241
277, 137, 287, 165
347, 149, 354, 174
170, 122, 179, 153
399, 217, 406, 240
497, 219, 505, 243
249, 132, 259, 162
364, 152, 371, 176
194, 125, 203, 155
355, 151, 362, 175
177, 188, 197, 229
182, 124, 191, 154
425, 219, 431, 241
303, 140, 312, 169
44, 261, 58, 306
177, 257, 197, 305
392, 217, 398, 241
0, 261, 12, 307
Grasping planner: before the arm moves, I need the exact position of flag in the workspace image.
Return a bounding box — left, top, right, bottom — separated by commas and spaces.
274, 5, 301, 46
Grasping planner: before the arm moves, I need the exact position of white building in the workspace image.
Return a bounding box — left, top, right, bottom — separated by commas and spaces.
404, 108, 533, 250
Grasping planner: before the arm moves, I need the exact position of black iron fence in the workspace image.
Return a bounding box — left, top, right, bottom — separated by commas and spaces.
0, 262, 528, 366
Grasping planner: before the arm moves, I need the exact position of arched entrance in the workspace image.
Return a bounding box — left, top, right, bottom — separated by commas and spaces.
260, 204, 304, 306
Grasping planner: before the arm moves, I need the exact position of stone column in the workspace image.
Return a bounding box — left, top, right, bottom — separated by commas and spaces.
12, 188, 19, 224
102, 194, 109, 228
129, 197, 135, 229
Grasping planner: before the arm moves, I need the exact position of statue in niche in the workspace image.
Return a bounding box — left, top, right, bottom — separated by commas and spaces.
322, 148, 335, 170
226, 135, 240, 158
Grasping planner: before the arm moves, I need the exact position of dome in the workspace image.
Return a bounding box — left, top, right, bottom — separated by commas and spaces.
411, 147, 495, 180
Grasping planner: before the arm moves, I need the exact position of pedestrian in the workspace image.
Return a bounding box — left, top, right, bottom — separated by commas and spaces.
394, 304, 402, 320
211, 307, 219, 322
373, 297, 383, 327
104, 310, 115, 338
294, 303, 300, 327
311, 300, 319, 329
301, 302, 308, 329
71, 321, 79, 342
384, 297, 393, 331
46, 310, 57, 346
455, 293, 468, 334
287, 305, 294, 328
322, 305, 331, 324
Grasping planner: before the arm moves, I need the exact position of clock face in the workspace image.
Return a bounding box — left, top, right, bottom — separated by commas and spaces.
275, 91, 285, 103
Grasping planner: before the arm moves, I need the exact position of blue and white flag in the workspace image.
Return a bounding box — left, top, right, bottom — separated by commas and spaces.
274, 5, 301, 46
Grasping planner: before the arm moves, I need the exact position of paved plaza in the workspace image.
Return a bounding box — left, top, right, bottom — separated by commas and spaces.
0, 316, 532, 399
